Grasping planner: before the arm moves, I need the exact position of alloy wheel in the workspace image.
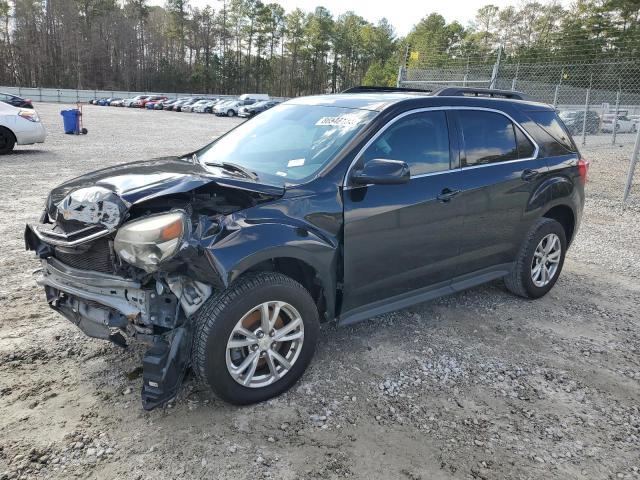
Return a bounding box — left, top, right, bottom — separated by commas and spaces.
531, 233, 561, 287
225, 301, 304, 388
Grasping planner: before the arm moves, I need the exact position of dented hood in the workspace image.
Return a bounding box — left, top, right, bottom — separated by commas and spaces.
47, 156, 285, 229
50, 156, 284, 204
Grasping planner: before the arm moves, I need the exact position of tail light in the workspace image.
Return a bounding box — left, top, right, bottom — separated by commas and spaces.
578, 157, 589, 184
18, 109, 40, 122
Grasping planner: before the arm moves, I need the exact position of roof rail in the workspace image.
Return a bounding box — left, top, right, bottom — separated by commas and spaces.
341, 86, 432, 94
433, 87, 531, 100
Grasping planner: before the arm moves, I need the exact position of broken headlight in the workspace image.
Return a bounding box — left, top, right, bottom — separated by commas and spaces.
114, 211, 188, 272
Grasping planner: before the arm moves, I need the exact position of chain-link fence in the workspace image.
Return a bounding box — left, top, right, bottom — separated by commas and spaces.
398, 58, 640, 203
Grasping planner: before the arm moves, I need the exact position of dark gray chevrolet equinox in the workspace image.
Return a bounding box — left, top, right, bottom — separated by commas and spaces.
25, 87, 587, 409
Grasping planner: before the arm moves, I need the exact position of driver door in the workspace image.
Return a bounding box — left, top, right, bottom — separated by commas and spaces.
341, 110, 465, 314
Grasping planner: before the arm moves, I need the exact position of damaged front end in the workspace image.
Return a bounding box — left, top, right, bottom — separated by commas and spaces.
25, 158, 284, 410
33, 256, 203, 409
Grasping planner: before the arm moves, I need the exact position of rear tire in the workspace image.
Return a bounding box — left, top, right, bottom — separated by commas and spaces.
504, 218, 567, 299
192, 272, 319, 405
0, 127, 16, 154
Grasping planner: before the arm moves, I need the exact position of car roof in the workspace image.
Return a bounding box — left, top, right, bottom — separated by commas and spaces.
285, 92, 553, 113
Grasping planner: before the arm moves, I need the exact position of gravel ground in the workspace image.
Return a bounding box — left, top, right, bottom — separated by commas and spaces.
0, 103, 639, 480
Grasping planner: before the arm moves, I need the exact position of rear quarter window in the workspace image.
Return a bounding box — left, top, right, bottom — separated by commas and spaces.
525, 110, 577, 156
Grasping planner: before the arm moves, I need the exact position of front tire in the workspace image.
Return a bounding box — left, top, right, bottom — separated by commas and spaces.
192, 272, 319, 405
0, 127, 16, 154
504, 218, 567, 299
227, 109, 236, 117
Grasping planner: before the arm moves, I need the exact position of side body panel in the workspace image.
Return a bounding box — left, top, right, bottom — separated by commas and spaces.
453, 156, 550, 275
341, 171, 465, 312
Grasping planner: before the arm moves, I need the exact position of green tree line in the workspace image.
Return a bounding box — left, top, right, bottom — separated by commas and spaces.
0, 0, 637, 95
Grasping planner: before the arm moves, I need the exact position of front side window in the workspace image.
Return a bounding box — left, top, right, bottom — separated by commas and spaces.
459, 110, 518, 166
362, 110, 450, 176
197, 104, 377, 185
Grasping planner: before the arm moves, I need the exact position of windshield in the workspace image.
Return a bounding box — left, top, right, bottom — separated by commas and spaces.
197, 103, 377, 185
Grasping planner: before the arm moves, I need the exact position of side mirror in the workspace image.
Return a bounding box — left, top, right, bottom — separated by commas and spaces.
351, 158, 410, 186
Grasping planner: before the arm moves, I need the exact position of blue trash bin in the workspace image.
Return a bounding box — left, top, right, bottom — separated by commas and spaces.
61, 109, 80, 134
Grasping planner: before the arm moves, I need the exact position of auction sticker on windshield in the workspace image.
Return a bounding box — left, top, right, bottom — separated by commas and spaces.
316, 115, 363, 127
287, 158, 305, 167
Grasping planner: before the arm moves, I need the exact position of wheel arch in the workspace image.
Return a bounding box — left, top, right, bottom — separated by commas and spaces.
208, 234, 338, 322
543, 204, 576, 245
0, 125, 17, 143
242, 256, 329, 321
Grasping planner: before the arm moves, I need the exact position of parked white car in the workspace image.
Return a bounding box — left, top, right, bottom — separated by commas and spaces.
192, 100, 219, 113
184, 99, 216, 113
601, 114, 637, 133
0, 101, 46, 154
214, 99, 255, 117
123, 95, 148, 108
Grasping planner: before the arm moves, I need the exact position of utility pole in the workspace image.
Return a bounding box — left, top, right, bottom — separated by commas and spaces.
397, 44, 410, 88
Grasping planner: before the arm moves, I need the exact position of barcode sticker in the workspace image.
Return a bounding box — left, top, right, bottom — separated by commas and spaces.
316, 116, 361, 127
287, 158, 305, 167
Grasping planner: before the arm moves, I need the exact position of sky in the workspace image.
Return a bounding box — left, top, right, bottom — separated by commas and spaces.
147, 0, 548, 37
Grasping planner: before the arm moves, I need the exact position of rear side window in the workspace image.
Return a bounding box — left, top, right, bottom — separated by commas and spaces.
459, 111, 518, 166
515, 127, 536, 158
362, 111, 450, 176
525, 110, 577, 154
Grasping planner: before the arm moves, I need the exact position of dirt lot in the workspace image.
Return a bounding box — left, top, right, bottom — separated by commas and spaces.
1, 103, 639, 480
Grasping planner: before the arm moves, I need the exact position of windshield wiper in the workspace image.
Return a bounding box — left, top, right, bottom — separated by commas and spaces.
203, 160, 259, 181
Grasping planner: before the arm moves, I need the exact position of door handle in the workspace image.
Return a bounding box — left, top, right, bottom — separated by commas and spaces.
521, 169, 540, 181
437, 188, 461, 202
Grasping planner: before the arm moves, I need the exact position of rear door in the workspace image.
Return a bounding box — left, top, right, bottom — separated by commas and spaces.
342, 109, 465, 313
452, 108, 546, 277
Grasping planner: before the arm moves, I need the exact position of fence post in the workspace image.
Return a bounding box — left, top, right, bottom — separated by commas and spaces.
463, 74, 468, 87
396, 66, 404, 88
553, 67, 565, 109
511, 62, 520, 91
581, 75, 593, 146
553, 84, 560, 108
489, 45, 502, 89
623, 126, 640, 203
612, 80, 621, 145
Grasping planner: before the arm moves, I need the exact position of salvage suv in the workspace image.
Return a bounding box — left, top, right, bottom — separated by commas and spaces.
25, 87, 586, 410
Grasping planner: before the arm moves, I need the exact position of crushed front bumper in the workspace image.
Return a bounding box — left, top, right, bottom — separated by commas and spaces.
34, 258, 192, 410
35, 257, 178, 340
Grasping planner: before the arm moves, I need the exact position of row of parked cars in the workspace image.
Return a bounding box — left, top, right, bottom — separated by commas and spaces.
89, 93, 281, 118
559, 110, 639, 134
